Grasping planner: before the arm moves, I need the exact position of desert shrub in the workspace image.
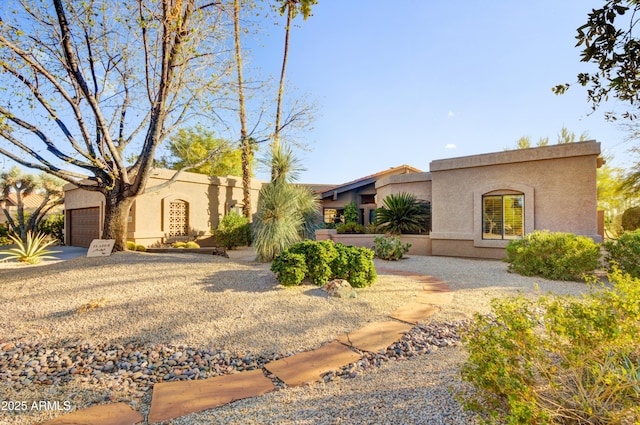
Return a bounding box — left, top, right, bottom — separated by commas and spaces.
621, 206, 640, 231
336, 222, 365, 234
343, 201, 359, 224
374, 192, 427, 235
504, 230, 601, 281
0, 224, 10, 245
461, 269, 640, 424
185, 241, 200, 249
288, 240, 338, 285
135, 244, 147, 252
126, 241, 136, 251
38, 213, 64, 244
270, 251, 307, 286
374, 235, 411, 261
271, 241, 376, 288
172, 241, 187, 248
330, 243, 377, 288
0, 231, 60, 264
605, 229, 640, 278
215, 212, 251, 249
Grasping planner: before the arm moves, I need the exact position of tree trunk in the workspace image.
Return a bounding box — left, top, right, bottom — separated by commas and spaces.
102, 194, 135, 252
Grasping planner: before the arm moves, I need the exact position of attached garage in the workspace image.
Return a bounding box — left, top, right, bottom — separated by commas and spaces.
67, 207, 101, 248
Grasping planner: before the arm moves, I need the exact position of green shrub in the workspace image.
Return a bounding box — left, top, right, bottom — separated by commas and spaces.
38, 213, 64, 244
336, 222, 365, 234
271, 241, 376, 288
185, 241, 200, 249
288, 240, 338, 285
172, 241, 187, 248
343, 201, 359, 224
126, 241, 136, 251
215, 212, 251, 249
504, 230, 601, 281
605, 229, 640, 278
135, 244, 147, 252
330, 243, 377, 288
374, 235, 411, 261
270, 251, 308, 286
0, 224, 10, 246
460, 269, 640, 424
0, 231, 60, 264
621, 206, 640, 231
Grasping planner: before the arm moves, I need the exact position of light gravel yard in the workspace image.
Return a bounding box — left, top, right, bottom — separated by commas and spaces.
0, 249, 592, 425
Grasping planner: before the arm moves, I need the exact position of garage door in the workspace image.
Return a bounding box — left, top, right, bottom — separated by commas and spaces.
69, 207, 100, 248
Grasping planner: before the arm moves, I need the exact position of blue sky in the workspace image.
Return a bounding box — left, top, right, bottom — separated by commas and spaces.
249, 1, 634, 184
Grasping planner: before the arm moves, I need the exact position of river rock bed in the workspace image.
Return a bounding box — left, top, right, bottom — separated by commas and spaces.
0, 320, 472, 398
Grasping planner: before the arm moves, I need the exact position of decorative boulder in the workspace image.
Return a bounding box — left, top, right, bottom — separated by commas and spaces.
322, 279, 357, 299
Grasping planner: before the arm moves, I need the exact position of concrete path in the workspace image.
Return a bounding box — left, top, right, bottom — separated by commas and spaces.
42, 266, 452, 425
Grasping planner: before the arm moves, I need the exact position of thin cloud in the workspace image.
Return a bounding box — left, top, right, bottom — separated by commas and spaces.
448, 110, 455, 118
445, 143, 456, 149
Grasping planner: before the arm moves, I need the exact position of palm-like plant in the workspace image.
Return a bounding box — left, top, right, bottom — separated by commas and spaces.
253, 144, 319, 261
374, 193, 428, 235
0, 231, 60, 264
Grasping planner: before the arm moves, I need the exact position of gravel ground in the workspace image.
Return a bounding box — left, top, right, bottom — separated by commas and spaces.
0, 250, 592, 425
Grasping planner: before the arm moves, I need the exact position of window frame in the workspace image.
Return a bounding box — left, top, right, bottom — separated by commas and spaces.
482, 194, 524, 240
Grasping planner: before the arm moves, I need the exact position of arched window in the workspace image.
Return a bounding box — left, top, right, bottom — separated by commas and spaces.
482, 193, 523, 240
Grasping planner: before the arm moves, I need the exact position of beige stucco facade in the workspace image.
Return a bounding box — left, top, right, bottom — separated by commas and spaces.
372, 141, 602, 259
63, 169, 264, 247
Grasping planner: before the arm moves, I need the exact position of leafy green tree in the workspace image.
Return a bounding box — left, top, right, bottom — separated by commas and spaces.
343, 201, 359, 224
0, 0, 230, 251
163, 128, 246, 177
557, 126, 589, 144
374, 193, 428, 235
553, 1, 640, 120
0, 167, 63, 241
253, 143, 319, 261
597, 155, 639, 236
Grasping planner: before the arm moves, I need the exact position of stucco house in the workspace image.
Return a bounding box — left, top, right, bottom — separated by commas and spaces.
320, 141, 603, 259
63, 169, 264, 247
63, 141, 603, 259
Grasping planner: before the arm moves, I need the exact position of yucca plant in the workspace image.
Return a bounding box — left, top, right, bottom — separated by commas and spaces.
374, 192, 428, 235
0, 231, 60, 264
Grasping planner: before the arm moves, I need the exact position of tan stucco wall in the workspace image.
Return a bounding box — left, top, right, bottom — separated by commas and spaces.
63, 169, 264, 246
375, 172, 432, 205
428, 141, 601, 259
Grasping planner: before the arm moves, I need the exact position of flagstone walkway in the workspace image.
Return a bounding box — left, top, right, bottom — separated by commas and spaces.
42, 267, 452, 425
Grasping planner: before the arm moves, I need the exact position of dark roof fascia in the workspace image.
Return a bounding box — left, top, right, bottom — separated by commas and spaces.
321, 177, 376, 199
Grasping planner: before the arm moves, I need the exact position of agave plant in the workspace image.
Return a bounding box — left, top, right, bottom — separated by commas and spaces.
0, 231, 60, 264
374, 192, 428, 235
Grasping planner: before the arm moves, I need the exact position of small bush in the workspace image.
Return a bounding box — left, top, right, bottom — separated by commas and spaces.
126, 241, 136, 251
505, 230, 601, 281
270, 251, 307, 286
172, 241, 187, 248
38, 213, 64, 244
330, 243, 377, 288
374, 235, 411, 261
460, 269, 640, 424
336, 222, 365, 234
288, 240, 338, 285
605, 229, 640, 278
0, 224, 10, 246
135, 244, 147, 252
185, 241, 200, 249
215, 212, 251, 249
271, 241, 377, 288
621, 206, 640, 231
343, 201, 359, 224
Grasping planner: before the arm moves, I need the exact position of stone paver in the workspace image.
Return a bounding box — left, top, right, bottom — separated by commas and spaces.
42, 402, 143, 425
264, 341, 362, 387
337, 321, 413, 353
40, 265, 456, 424
147, 369, 274, 423
389, 303, 440, 324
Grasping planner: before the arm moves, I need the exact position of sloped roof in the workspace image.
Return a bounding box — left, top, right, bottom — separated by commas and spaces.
1, 193, 46, 209
320, 165, 422, 199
